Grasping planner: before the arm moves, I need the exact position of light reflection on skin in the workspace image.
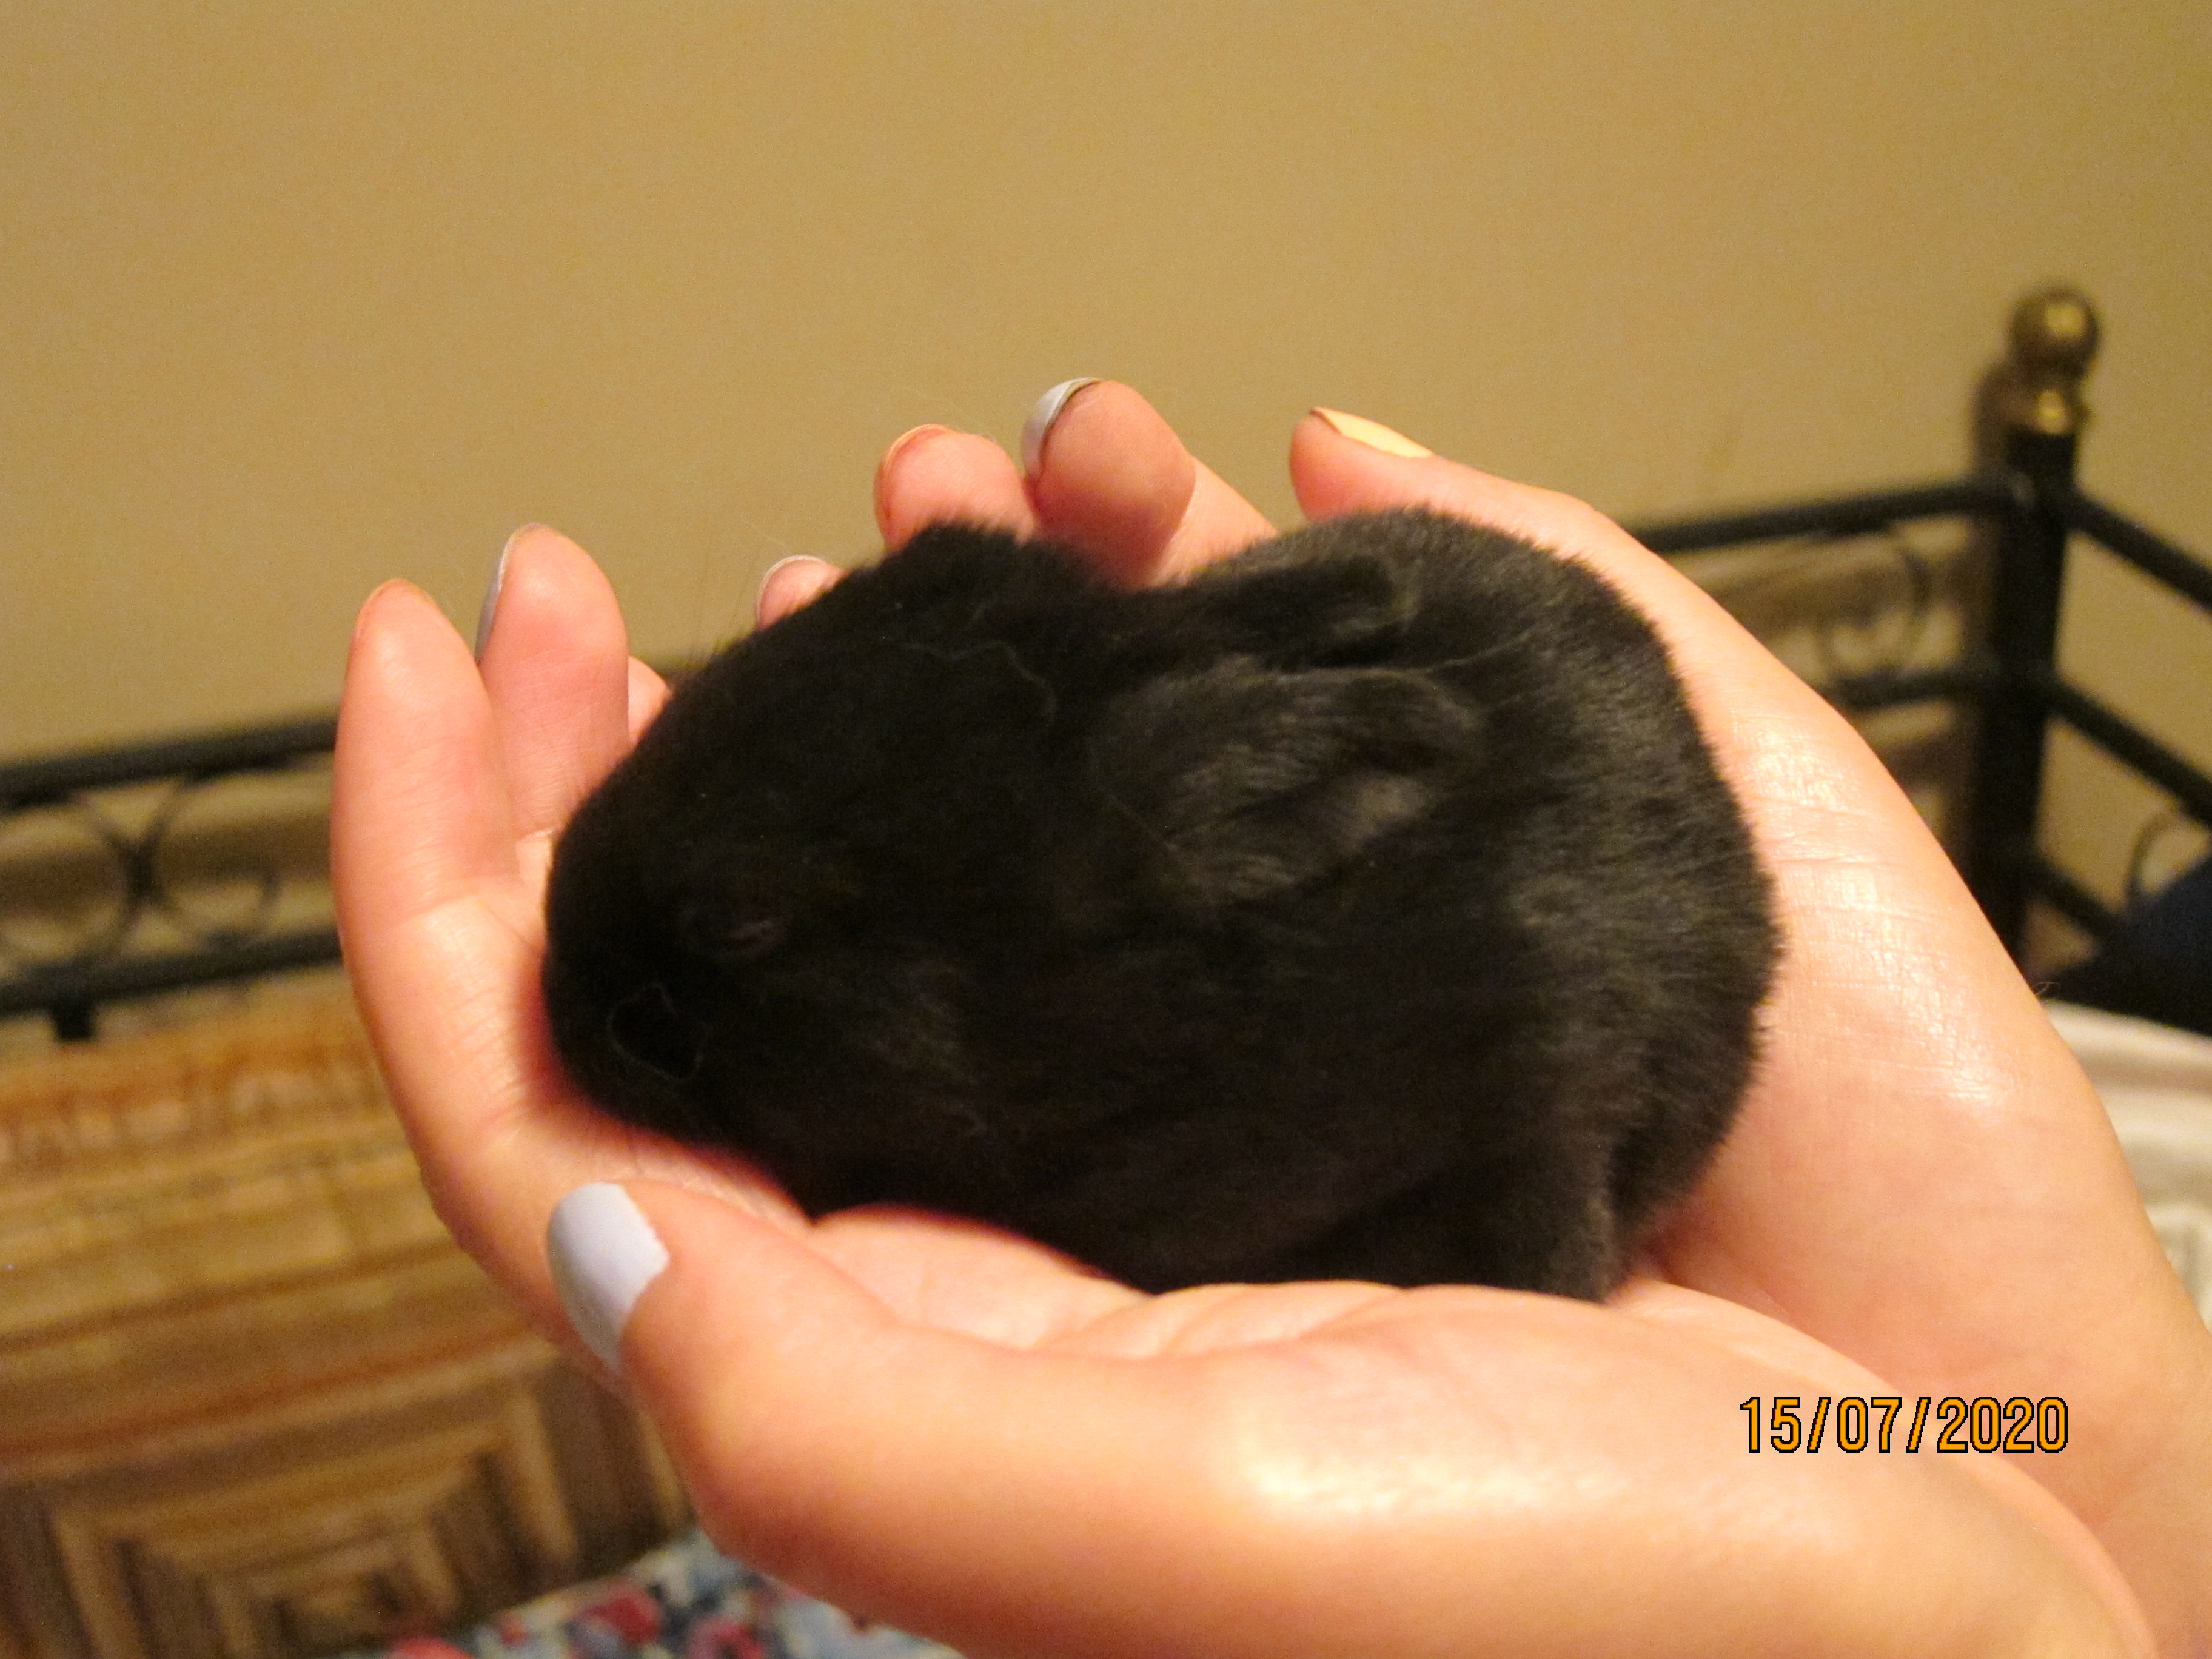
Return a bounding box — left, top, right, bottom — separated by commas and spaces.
1204, 1290, 1644, 1529
1197, 1299, 2074, 1651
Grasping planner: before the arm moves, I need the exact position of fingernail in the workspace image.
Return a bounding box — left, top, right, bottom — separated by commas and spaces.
756, 554, 814, 600
475, 524, 547, 660
1021, 378, 1101, 478
755, 555, 841, 628
548, 1183, 670, 1375
882, 423, 954, 471
1310, 408, 1433, 459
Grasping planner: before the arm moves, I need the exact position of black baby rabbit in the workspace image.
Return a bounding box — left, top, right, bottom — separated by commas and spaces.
542, 509, 1776, 1298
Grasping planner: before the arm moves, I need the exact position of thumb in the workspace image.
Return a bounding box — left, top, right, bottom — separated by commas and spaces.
1289, 409, 1779, 699
1285, 408, 1908, 865
544, 1182, 1213, 1658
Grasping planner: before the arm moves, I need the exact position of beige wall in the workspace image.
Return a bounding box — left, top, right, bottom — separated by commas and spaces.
5, 3, 2208, 922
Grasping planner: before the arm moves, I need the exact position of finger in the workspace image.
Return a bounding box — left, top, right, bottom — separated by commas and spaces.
1290, 412, 1848, 757
874, 422, 1036, 551
627, 656, 670, 742
1024, 381, 1274, 585
335, 578, 797, 1348
333, 580, 518, 925
809, 1206, 1144, 1345
475, 525, 635, 848
755, 557, 846, 628
758, 426, 1037, 634
1612, 1278, 1899, 1396
333, 576, 567, 1273
565, 1182, 1208, 1654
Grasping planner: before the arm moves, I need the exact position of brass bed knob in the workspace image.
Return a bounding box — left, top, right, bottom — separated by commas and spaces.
2001, 285, 2101, 438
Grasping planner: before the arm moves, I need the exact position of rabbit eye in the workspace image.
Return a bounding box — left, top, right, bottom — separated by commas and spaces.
722, 916, 788, 959
679, 899, 788, 962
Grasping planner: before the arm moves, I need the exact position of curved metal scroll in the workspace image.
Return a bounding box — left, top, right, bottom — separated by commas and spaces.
0, 720, 340, 1039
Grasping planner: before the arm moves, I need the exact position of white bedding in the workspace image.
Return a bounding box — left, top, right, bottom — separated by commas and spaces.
2048, 1000, 2212, 1325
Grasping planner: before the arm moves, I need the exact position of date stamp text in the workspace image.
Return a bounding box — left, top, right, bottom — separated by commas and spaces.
1741, 1395, 2068, 1453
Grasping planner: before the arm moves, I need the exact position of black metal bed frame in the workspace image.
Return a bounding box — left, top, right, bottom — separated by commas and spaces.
5, 287, 2208, 1042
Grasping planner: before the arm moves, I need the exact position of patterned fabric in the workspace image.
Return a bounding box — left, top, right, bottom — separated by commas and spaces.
334, 1528, 959, 1659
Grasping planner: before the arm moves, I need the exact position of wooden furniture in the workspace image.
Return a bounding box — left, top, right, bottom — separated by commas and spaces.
0, 979, 687, 1659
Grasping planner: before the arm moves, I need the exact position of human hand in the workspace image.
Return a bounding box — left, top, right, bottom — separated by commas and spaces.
332, 384, 2195, 1655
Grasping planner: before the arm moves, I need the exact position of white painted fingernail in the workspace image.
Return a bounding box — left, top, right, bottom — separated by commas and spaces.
1021, 378, 1101, 478
756, 554, 812, 602
755, 555, 840, 628
475, 524, 546, 660
548, 1183, 670, 1375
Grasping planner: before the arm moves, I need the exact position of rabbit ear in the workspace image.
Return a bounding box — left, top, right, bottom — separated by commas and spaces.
1179, 537, 1421, 663
1080, 659, 1482, 920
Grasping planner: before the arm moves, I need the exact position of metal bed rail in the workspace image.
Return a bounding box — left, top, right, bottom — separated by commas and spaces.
6, 289, 2209, 1039
1634, 289, 2212, 961
0, 720, 341, 1039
